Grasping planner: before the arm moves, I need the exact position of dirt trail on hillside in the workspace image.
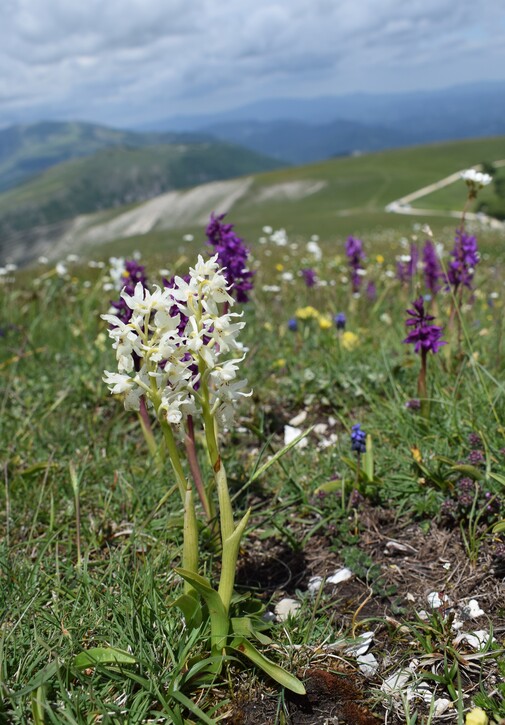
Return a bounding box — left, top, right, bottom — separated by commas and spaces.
385, 161, 505, 229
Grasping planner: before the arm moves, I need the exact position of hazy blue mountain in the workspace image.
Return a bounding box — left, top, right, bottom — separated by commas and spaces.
0, 121, 212, 192
199, 118, 411, 164
139, 81, 505, 164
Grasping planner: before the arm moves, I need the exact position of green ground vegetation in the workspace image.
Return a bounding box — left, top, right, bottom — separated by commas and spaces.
1, 146, 505, 723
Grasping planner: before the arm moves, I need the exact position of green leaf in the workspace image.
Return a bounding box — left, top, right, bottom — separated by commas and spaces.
15, 660, 62, 697
174, 569, 226, 618
229, 637, 306, 695
31, 686, 47, 725
248, 426, 314, 484
363, 434, 374, 481
172, 592, 203, 628
314, 479, 343, 495
492, 520, 505, 534
450, 464, 484, 480
169, 689, 217, 725
489, 471, 505, 486
73, 647, 137, 670
231, 617, 272, 645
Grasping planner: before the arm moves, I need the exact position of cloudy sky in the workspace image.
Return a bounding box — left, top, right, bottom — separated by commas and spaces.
1, 0, 505, 129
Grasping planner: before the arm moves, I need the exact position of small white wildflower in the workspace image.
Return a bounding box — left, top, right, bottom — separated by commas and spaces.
461, 169, 492, 188
55, 262, 67, 277
306, 240, 322, 261
38, 256, 49, 265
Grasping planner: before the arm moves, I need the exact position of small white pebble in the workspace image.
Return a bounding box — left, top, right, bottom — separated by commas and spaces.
433, 698, 452, 716
288, 410, 308, 427
345, 631, 374, 657
357, 653, 379, 677
327, 568, 353, 585
274, 598, 300, 622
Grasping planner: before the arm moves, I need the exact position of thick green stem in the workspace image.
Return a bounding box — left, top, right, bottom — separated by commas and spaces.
184, 415, 214, 522
158, 417, 199, 594
183, 487, 199, 588
418, 350, 430, 419
200, 380, 234, 541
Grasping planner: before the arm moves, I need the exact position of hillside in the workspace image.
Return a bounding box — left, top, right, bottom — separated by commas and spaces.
0, 140, 284, 241
2, 136, 504, 267
0, 121, 216, 193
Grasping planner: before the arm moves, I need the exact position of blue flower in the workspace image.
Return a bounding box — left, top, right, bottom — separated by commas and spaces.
351, 423, 367, 454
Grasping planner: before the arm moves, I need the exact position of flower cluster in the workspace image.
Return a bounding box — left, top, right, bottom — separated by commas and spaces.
403, 297, 446, 355
206, 213, 254, 303
441, 477, 502, 526
422, 240, 442, 295
461, 168, 492, 199
301, 268, 317, 287
446, 230, 480, 290
103, 255, 250, 427
351, 423, 367, 454
396, 243, 418, 284
345, 236, 365, 292
334, 312, 346, 330
109, 258, 148, 324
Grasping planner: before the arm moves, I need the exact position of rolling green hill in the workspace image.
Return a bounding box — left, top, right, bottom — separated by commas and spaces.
0, 121, 222, 193
0, 140, 284, 239
3, 136, 504, 267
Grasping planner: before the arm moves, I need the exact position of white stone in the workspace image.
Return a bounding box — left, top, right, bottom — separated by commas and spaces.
307, 576, 323, 593
283, 425, 309, 448
289, 410, 308, 427
433, 698, 452, 716
461, 599, 485, 620
274, 598, 300, 622
357, 653, 379, 677
345, 631, 374, 656
327, 568, 353, 585
381, 668, 412, 693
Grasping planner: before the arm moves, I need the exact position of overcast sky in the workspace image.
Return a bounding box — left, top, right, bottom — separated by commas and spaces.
1, 0, 505, 129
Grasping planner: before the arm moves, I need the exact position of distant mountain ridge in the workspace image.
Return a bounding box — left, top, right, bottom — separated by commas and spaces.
139, 81, 505, 165
200, 118, 411, 164
0, 120, 213, 192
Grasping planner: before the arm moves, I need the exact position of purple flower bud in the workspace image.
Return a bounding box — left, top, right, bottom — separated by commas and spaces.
206, 212, 254, 303
403, 296, 446, 355
346, 236, 365, 293
445, 229, 480, 290
334, 312, 346, 330
301, 268, 317, 287
422, 241, 442, 295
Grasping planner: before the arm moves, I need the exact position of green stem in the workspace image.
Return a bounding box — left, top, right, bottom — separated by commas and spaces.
158, 416, 199, 594
184, 415, 214, 521
200, 379, 234, 541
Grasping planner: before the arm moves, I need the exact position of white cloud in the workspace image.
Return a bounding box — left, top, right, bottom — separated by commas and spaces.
0, 0, 504, 126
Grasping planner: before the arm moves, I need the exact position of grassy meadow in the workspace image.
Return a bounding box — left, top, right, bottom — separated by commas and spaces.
1, 141, 505, 724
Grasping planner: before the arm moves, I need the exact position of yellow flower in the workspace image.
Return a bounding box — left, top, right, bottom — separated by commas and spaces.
295, 305, 319, 320
273, 358, 286, 368
264, 321, 273, 331
275, 263, 284, 272
318, 315, 332, 330
376, 254, 384, 264
341, 331, 359, 351
465, 707, 488, 725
